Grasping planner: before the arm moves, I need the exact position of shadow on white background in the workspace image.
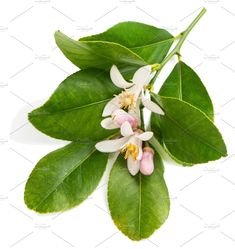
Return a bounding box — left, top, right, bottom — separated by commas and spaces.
10, 100, 67, 146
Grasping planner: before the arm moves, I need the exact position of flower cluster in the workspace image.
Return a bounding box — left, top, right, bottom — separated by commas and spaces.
95, 65, 164, 175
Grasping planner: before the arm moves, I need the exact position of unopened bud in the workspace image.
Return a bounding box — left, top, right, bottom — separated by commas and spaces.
140, 147, 154, 175
112, 109, 138, 128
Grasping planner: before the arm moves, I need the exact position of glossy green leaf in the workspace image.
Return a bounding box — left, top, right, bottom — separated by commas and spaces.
24, 142, 107, 213
55, 31, 146, 77
159, 61, 214, 120
29, 69, 120, 142
151, 94, 227, 164
108, 152, 169, 240
80, 21, 174, 64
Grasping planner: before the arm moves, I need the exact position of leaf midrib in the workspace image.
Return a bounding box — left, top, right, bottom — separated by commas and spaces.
35, 147, 96, 210
178, 62, 183, 100
30, 98, 111, 116
131, 37, 174, 50
138, 173, 142, 239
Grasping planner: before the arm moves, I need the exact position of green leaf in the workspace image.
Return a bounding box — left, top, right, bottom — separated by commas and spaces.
151, 94, 227, 164
24, 142, 107, 213
29, 69, 120, 142
159, 61, 214, 120
55, 31, 146, 77
108, 152, 169, 240
80, 21, 174, 64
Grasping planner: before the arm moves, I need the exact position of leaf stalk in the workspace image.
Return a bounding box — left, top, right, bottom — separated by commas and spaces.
150, 7, 206, 87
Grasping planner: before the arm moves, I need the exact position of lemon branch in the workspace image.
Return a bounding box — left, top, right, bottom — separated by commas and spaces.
150, 7, 206, 87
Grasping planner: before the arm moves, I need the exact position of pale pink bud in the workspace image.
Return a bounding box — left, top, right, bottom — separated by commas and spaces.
140, 147, 154, 175
112, 109, 138, 128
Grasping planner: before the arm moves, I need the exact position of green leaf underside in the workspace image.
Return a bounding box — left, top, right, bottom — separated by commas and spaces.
24, 142, 108, 213
151, 94, 227, 164
80, 21, 174, 64
108, 153, 169, 240
55, 31, 147, 78
159, 61, 214, 120
29, 69, 120, 142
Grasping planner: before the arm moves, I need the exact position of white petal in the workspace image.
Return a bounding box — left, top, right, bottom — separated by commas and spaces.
95, 136, 129, 153
136, 131, 153, 141
142, 96, 164, 115
120, 121, 134, 137
102, 97, 120, 117
133, 65, 153, 86
136, 139, 143, 160
101, 118, 119, 130
110, 65, 133, 89
127, 157, 140, 176
112, 108, 127, 117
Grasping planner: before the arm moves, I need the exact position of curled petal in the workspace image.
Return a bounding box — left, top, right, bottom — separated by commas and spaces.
120, 121, 134, 137
142, 96, 164, 115
110, 65, 133, 89
128, 66, 152, 98
101, 118, 119, 130
133, 65, 153, 87
95, 136, 129, 153
127, 156, 140, 176
136, 131, 153, 141
102, 97, 120, 117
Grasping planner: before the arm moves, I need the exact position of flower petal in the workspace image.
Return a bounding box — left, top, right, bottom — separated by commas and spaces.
142, 96, 164, 115
136, 139, 143, 160
101, 118, 119, 130
110, 65, 133, 89
112, 108, 127, 116
102, 97, 120, 117
95, 136, 129, 153
127, 157, 140, 176
128, 98, 141, 126
133, 65, 153, 86
136, 131, 153, 141
120, 121, 134, 137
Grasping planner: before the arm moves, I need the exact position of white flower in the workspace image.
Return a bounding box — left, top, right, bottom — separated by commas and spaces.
95, 121, 153, 175
102, 65, 165, 117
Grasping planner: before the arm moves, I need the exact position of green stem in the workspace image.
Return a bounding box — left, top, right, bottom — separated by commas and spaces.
150, 7, 206, 87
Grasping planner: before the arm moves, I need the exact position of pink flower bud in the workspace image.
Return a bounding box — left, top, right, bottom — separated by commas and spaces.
112, 109, 138, 128
140, 147, 154, 175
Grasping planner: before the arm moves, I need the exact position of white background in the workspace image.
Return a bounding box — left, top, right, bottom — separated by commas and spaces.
1, 0, 235, 248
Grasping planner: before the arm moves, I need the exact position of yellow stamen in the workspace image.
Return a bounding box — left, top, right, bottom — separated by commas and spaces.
121, 143, 139, 161
118, 91, 136, 110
